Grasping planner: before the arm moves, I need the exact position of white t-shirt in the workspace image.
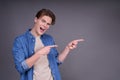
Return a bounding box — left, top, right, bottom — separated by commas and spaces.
33, 37, 53, 80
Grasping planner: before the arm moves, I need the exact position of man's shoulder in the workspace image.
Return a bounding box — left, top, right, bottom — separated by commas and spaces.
42, 34, 53, 39
14, 32, 27, 41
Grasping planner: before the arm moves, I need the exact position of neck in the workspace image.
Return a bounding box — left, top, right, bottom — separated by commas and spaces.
30, 28, 41, 38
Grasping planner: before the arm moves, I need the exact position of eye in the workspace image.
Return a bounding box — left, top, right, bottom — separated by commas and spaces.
47, 23, 51, 26
41, 19, 46, 23
41, 19, 51, 26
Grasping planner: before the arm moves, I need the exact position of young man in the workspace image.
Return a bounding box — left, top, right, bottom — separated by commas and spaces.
12, 9, 84, 80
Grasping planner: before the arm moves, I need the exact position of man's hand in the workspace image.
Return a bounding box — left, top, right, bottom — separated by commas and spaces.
67, 39, 84, 50
37, 45, 58, 55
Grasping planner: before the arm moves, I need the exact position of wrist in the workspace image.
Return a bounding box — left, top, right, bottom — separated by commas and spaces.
35, 51, 42, 58
65, 46, 70, 52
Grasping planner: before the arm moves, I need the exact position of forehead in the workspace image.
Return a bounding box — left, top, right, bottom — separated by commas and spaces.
40, 15, 52, 22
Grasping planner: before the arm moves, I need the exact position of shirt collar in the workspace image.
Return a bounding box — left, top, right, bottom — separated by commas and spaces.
25, 29, 44, 39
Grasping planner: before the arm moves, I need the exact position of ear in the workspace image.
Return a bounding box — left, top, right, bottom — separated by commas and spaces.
34, 17, 38, 23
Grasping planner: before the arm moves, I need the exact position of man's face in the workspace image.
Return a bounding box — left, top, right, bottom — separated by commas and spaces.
34, 15, 52, 36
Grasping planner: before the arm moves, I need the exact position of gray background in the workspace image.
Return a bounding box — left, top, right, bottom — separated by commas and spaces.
0, 0, 120, 80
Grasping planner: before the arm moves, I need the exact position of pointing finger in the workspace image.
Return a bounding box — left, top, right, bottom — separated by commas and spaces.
48, 45, 58, 48
76, 39, 84, 42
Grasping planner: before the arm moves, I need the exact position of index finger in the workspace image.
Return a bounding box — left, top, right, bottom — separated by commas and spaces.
48, 45, 58, 48
76, 39, 85, 42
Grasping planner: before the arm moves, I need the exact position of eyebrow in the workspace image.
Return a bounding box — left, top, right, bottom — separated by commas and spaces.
42, 19, 51, 25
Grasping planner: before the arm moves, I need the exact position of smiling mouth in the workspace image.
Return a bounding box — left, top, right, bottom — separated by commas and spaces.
40, 27, 45, 32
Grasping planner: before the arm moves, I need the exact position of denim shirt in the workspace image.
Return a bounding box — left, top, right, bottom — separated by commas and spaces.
12, 29, 61, 80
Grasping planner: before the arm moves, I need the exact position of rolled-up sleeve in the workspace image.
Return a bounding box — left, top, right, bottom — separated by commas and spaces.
21, 60, 29, 70
56, 58, 63, 65
12, 37, 29, 74
50, 36, 63, 65
53, 47, 63, 65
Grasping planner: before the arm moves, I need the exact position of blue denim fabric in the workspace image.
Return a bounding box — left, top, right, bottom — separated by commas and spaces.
12, 29, 61, 80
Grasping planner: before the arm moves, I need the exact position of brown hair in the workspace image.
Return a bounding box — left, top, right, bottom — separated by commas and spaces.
35, 9, 56, 25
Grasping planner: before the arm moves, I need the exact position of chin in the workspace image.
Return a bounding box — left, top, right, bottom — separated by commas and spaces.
39, 32, 44, 35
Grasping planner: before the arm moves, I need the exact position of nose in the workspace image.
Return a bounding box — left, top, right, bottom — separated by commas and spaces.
44, 23, 49, 29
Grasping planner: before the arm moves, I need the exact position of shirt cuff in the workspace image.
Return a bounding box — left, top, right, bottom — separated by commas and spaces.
56, 59, 63, 65
21, 60, 29, 70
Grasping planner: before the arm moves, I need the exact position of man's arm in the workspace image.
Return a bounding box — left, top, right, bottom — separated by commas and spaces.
13, 37, 57, 74
58, 39, 84, 62
26, 45, 58, 68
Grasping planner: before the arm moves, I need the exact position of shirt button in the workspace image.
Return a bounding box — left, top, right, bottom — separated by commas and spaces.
31, 51, 34, 53
32, 39, 35, 42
